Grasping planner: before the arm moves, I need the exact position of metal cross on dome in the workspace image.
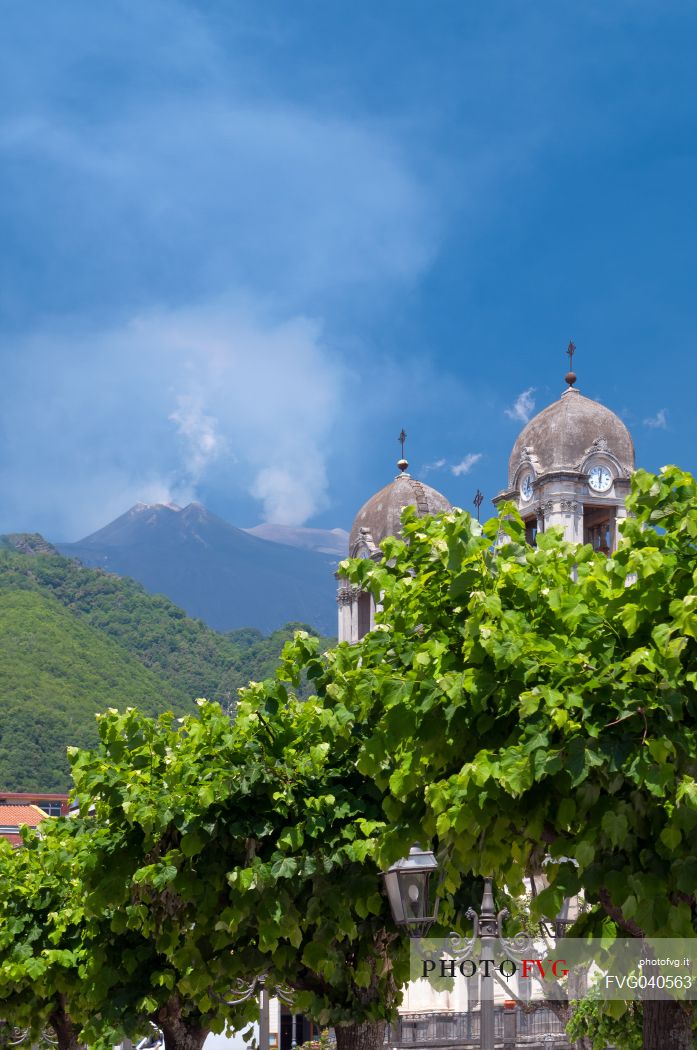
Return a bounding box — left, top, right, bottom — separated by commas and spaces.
473, 489, 483, 521
565, 340, 578, 387
398, 428, 407, 457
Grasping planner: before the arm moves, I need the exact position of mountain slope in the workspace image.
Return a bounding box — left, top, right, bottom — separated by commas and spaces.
0, 546, 334, 791
0, 589, 191, 791
58, 502, 338, 634
244, 523, 348, 556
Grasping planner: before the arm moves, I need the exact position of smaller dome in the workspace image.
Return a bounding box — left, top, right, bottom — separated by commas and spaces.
349, 472, 452, 555
508, 387, 635, 486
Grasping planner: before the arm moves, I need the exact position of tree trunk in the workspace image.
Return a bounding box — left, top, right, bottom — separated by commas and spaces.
334, 1020, 386, 1050
48, 996, 81, 1050
642, 999, 693, 1050
157, 997, 209, 1050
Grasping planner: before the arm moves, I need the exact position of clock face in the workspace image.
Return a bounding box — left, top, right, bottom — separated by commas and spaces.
588, 464, 612, 492
520, 473, 534, 501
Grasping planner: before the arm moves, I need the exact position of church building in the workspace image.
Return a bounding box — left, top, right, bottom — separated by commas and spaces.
338, 355, 635, 640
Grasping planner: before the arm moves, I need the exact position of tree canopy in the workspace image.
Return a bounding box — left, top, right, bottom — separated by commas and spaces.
246, 465, 697, 1047
60, 695, 407, 1050
321, 466, 697, 943
0, 819, 101, 1050
1, 466, 695, 1050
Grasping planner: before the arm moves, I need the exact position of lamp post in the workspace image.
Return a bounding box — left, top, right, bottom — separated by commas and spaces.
384, 848, 578, 1050
469, 877, 499, 1050
225, 972, 294, 1050
383, 847, 505, 1050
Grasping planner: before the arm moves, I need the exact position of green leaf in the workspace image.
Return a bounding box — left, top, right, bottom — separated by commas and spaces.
601, 811, 629, 848
659, 825, 681, 850
271, 857, 298, 879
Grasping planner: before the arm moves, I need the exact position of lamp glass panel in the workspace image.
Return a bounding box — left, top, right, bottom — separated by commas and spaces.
398, 870, 431, 922
383, 869, 405, 924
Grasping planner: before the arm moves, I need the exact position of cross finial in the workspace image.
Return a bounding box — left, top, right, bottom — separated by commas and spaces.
473, 489, 483, 522
565, 340, 577, 388
397, 429, 409, 473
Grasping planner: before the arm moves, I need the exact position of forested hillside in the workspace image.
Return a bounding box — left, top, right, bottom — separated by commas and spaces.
0, 541, 333, 791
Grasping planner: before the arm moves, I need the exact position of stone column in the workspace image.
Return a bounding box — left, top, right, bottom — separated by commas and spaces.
544, 496, 583, 544
534, 503, 544, 537
560, 498, 584, 544
336, 583, 353, 643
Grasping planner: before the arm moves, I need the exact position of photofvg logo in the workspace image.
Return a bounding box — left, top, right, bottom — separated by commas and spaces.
422, 956, 569, 982
412, 939, 697, 1001
418, 953, 570, 1000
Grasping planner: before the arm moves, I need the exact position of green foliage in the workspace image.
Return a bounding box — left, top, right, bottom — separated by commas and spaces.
65, 704, 263, 1043
566, 992, 643, 1050
281, 466, 697, 942
297, 1029, 334, 1050
0, 547, 332, 790
60, 697, 405, 1043
233, 676, 409, 1026
0, 819, 96, 1048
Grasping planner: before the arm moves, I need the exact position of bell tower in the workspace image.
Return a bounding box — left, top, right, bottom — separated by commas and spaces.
494, 347, 635, 553
337, 434, 451, 642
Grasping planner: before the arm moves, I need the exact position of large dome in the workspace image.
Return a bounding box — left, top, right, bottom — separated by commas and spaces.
508, 387, 635, 487
349, 470, 452, 556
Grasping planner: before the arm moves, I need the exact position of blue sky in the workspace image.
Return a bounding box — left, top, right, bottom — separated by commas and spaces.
0, 1, 695, 539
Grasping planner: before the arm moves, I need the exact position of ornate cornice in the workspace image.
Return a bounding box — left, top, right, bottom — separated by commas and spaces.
336, 587, 353, 607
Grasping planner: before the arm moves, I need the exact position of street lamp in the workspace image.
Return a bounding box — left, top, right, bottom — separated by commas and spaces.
383, 844, 440, 936
385, 849, 577, 1050
384, 848, 503, 1050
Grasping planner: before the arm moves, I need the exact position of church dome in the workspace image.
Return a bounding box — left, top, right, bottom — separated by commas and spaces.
349, 468, 452, 556
508, 386, 635, 487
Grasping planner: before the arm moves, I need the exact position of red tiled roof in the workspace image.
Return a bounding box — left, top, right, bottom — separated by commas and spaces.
0, 805, 47, 828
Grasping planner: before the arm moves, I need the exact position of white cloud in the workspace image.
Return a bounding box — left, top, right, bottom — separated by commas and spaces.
252, 462, 327, 527
421, 458, 447, 475
452, 453, 483, 476
169, 395, 226, 483
0, 7, 445, 540
643, 408, 667, 429
421, 454, 482, 478
0, 300, 345, 537
505, 387, 536, 423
